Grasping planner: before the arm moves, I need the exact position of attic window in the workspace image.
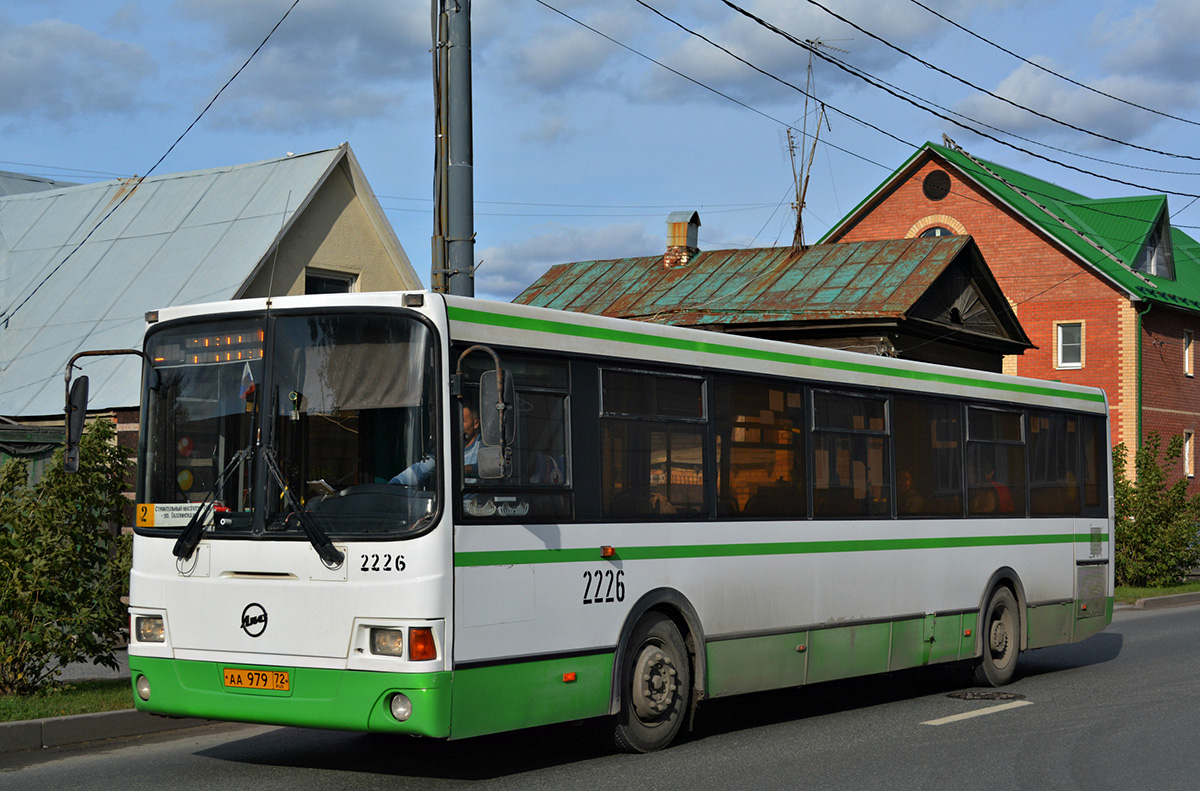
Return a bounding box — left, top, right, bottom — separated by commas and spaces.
1133, 217, 1175, 280
920, 226, 953, 238
306, 271, 356, 294
923, 170, 951, 201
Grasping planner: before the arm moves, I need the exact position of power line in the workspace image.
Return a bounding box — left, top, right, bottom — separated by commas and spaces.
904, 0, 1200, 130
1, 0, 302, 327
719, 0, 1200, 200
532, 0, 892, 171
794, 0, 1200, 162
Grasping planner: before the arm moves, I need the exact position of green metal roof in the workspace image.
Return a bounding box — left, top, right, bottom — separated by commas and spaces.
514, 235, 1012, 329
820, 142, 1200, 313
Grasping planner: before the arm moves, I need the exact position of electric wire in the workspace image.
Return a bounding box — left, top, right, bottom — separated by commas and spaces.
1, 0, 302, 327
718, 0, 1200, 199
904, 0, 1200, 130
793, 0, 1200, 162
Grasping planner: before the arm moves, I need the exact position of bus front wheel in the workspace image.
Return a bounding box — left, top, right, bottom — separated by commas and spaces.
611, 612, 691, 753
974, 587, 1019, 686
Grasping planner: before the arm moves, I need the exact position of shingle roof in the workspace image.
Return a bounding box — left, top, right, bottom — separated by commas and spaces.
821, 142, 1200, 312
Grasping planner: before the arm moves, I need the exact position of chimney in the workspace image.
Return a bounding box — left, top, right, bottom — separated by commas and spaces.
664, 211, 701, 268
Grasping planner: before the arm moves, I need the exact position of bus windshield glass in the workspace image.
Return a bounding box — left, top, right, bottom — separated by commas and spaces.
140, 311, 439, 539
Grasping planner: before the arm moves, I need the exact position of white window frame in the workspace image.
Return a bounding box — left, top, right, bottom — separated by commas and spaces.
1186, 431, 1195, 479
1185, 330, 1194, 377
1055, 321, 1084, 370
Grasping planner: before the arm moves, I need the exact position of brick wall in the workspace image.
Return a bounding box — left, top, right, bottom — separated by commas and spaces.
829, 157, 1137, 456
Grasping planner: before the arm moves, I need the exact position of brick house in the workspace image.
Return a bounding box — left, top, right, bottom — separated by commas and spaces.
821, 140, 1200, 486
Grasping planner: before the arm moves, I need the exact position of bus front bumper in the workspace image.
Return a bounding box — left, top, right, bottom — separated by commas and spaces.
129, 656, 451, 737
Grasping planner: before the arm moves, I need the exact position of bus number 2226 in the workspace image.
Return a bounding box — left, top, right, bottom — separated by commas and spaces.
582, 569, 625, 604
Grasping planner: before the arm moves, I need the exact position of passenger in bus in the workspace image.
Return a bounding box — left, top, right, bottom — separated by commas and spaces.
390, 403, 480, 486
896, 469, 924, 515
971, 466, 1014, 514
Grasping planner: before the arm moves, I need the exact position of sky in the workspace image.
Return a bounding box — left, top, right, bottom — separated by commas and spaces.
3, 0, 1199, 302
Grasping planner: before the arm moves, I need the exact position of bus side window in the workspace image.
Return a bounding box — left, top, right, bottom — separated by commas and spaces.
1028, 411, 1081, 517
457, 351, 572, 522
966, 408, 1026, 516
812, 390, 890, 519
601, 369, 707, 519
714, 375, 806, 519
893, 397, 963, 518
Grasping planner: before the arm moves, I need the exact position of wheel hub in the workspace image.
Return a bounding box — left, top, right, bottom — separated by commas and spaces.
632, 645, 678, 720
989, 618, 1009, 655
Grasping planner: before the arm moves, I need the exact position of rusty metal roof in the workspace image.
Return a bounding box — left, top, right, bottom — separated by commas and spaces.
514, 236, 981, 327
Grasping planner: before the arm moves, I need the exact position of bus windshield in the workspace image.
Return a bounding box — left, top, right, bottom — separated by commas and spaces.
140, 311, 439, 539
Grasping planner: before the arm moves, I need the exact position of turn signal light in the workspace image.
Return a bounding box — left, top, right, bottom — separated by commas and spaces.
409, 627, 437, 661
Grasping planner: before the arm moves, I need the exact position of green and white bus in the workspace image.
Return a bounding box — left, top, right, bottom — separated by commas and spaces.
109, 291, 1111, 752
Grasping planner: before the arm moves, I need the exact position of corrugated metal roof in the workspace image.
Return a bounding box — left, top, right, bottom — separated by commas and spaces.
0, 171, 77, 197
0, 146, 411, 418
515, 236, 975, 326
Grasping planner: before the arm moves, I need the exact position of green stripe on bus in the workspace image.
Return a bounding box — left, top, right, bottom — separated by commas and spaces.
447, 306, 1106, 405
455, 532, 1107, 568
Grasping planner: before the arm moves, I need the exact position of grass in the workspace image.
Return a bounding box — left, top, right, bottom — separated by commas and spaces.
0, 679, 134, 723
1115, 581, 1200, 604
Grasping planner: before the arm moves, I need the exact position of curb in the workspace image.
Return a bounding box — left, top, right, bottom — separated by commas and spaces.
0, 709, 209, 754
1133, 591, 1200, 610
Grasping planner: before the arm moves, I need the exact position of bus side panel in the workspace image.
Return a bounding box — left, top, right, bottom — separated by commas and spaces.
448, 654, 613, 740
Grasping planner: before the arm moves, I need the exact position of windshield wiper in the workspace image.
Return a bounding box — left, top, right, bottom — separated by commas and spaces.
261, 448, 345, 567
172, 447, 252, 560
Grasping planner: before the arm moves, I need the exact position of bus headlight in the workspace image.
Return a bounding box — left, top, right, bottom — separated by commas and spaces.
136, 616, 165, 643
389, 693, 412, 721
136, 675, 152, 701
370, 628, 404, 656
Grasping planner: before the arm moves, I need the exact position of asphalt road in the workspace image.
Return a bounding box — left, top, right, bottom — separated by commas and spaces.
2, 604, 1196, 791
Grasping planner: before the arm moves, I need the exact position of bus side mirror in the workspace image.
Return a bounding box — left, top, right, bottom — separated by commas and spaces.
478, 370, 515, 480
479, 370, 515, 446
64, 375, 89, 473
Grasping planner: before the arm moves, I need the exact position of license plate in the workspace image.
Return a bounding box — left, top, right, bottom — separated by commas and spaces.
223, 668, 290, 691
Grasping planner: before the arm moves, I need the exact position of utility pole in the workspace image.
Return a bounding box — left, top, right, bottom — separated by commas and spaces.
432, 0, 474, 296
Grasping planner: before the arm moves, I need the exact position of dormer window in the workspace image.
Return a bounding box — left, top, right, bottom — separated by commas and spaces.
1133, 214, 1175, 280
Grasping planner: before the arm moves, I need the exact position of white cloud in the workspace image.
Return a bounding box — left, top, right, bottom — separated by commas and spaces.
954, 60, 1192, 146
0, 17, 154, 122
473, 222, 660, 301
1095, 0, 1200, 80
172, 0, 430, 130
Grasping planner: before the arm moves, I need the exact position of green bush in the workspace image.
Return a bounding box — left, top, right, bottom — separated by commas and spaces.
0, 420, 132, 695
1113, 431, 1200, 588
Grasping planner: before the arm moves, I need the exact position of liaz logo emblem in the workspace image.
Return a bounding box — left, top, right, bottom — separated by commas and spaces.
240, 603, 268, 637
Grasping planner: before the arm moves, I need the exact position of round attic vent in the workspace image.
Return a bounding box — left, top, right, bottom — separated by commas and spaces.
923, 169, 951, 201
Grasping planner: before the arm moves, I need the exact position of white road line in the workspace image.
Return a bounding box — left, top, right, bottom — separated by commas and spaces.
922, 700, 1034, 726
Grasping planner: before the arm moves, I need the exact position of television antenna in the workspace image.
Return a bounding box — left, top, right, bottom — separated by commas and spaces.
787, 38, 846, 249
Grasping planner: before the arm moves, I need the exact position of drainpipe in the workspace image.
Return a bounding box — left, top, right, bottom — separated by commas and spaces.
1137, 300, 1152, 447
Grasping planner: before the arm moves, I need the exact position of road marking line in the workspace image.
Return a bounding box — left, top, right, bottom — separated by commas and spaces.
922, 700, 1034, 726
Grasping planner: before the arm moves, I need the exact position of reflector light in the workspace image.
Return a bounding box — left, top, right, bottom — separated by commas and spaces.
409, 627, 437, 661
563, 672, 577, 683
964, 629, 972, 637
601, 545, 615, 558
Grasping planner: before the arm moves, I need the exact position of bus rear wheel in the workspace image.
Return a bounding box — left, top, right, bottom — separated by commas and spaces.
611, 612, 691, 753
974, 587, 1019, 686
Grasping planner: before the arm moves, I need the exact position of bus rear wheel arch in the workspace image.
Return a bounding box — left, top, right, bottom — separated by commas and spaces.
610, 611, 692, 753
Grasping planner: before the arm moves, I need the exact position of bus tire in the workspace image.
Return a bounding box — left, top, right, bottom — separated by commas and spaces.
611, 612, 691, 753
974, 586, 1019, 686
